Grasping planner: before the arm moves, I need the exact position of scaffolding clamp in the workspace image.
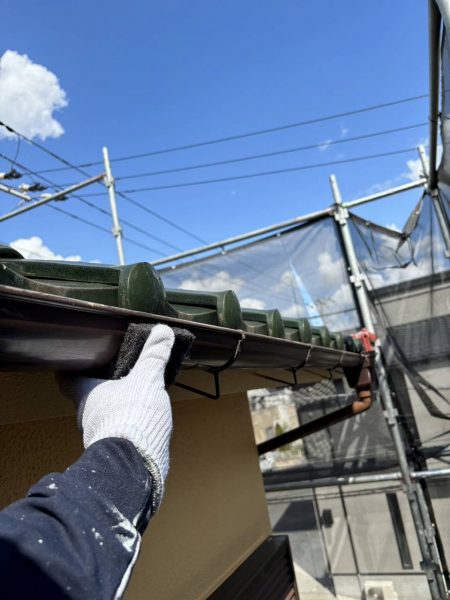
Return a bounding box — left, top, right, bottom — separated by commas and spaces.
333, 205, 349, 225
384, 407, 399, 426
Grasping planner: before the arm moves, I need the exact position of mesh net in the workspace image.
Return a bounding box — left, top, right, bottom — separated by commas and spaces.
160, 216, 359, 333
350, 192, 450, 464
158, 187, 450, 597
159, 191, 450, 475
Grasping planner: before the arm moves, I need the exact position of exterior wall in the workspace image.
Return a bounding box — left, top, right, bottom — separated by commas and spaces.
0, 372, 271, 600
373, 277, 449, 325
267, 485, 432, 600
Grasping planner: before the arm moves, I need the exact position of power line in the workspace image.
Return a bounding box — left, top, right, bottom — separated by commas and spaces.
0, 153, 170, 257
47, 204, 112, 235
83, 146, 421, 196
28, 92, 429, 174
115, 190, 208, 245
0, 121, 207, 247
49, 204, 165, 255
0, 151, 184, 253
113, 123, 427, 182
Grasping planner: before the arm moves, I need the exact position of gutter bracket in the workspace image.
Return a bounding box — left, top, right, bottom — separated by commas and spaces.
252, 346, 313, 387
252, 368, 298, 387
175, 332, 246, 400
175, 368, 222, 400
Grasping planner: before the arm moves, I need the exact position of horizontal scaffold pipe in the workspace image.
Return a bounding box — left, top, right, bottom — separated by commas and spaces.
264, 467, 450, 492
152, 178, 426, 268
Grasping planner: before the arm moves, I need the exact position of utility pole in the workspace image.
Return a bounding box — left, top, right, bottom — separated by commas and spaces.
329, 173, 447, 600
103, 147, 125, 266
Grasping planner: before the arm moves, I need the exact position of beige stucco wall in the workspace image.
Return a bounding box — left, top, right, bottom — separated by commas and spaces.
0, 372, 271, 599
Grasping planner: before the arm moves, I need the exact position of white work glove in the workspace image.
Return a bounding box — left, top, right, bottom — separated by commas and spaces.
59, 324, 175, 509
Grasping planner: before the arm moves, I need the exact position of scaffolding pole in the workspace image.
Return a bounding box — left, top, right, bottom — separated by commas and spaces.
152, 178, 425, 269
0, 182, 31, 202
265, 467, 450, 492
103, 147, 125, 266
419, 145, 450, 258
329, 173, 447, 600
0, 174, 105, 224
428, 0, 441, 191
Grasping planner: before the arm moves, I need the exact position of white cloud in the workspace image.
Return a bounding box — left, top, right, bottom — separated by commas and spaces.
318, 139, 332, 152
240, 297, 266, 310
10, 236, 83, 261
273, 270, 296, 293
329, 283, 353, 306
402, 145, 443, 182
402, 158, 423, 182
0, 50, 68, 140
362, 176, 403, 196
179, 270, 244, 292
361, 144, 443, 196
385, 223, 401, 232
317, 252, 345, 286
340, 125, 349, 138
281, 302, 307, 318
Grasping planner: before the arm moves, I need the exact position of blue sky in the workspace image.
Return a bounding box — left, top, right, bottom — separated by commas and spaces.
0, 0, 430, 264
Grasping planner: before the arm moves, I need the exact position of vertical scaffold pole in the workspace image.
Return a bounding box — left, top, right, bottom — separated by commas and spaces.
329, 173, 447, 600
103, 147, 125, 266
418, 145, 450, 259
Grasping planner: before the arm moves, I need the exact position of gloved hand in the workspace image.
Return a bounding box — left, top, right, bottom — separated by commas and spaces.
58, 324, 175, 509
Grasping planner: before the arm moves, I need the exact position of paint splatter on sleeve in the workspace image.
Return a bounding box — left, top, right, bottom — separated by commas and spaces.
0, 438, 155, 599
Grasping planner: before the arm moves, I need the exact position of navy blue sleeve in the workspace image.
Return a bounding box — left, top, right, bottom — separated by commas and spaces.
0, 438, 155, 599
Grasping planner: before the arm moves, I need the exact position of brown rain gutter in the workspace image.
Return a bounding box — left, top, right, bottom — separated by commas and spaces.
0, 285, 363, 376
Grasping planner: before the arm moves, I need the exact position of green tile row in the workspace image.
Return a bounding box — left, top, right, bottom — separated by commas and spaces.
0, 244, 357, 351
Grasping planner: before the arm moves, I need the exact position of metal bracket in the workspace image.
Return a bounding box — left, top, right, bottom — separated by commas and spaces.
333, 205, 349, 225
419, 559, 439, 580
331, 351, 345, 372
295, 346, 312, 371
252, 346, 313, 387
175, 368, 222, 400
174, 332, 245, 400
103, 174, 115, 188
252, 368, 298, 387
349, 273, 366, 288
383, 407, 399, 426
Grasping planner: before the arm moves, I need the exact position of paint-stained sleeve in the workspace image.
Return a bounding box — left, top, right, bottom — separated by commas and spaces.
0, 438, 155, 599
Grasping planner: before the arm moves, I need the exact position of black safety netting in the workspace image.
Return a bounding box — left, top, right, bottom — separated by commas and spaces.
350, 191, 450, 468
159, 190, 450, 482
160, 216, 359, 333
159, 189, 450, 597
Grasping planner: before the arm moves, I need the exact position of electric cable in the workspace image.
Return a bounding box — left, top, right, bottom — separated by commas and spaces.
49, 204, 166, 255
83, 146, 422, 196
0, 152, 183, 253
0, 121, 207, 247
112, 123, 427, 182
115, 190, 208, 245
26, 92, 429, 174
